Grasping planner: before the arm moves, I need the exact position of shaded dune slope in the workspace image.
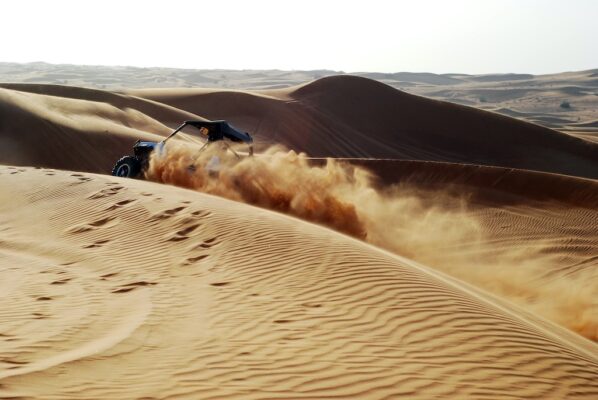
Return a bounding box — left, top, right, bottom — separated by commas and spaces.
129, 75, 598, 179
351, 158, 598, 206
2, 77, 597, 179
355, 159, 598, 284
0, 167, 596, 399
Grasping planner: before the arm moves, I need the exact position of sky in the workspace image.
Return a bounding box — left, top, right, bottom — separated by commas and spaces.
1, 0, 597, 74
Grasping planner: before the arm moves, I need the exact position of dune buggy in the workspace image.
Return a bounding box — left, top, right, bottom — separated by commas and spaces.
111, 120, 253, 178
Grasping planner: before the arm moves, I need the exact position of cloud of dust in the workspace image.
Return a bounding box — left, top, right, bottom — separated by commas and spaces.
147, 142, 597, 341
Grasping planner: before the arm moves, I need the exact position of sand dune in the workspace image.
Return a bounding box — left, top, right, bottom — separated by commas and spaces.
129, 75, 598, 179
0, 83, 208, 171
2, 77, 597, 178
0, 166, 596, 399
0, 79, 596, 338
4, 62, 597, 141
351, 158, 598, 205
1, 69, 597, 398
148, 144, 598, 340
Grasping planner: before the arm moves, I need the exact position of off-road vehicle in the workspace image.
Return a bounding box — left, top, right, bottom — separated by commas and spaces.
111, 120, 253, 178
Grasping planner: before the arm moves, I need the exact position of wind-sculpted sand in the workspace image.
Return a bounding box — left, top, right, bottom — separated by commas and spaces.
0, 73, 597, 398
148, 143, 598, 340
0, 166, 597, 399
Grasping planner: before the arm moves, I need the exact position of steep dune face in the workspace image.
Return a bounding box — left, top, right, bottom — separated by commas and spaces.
2, 78, 597, 178
129, 75, 598, 179
0, 83, 202, 124
0, 167, 596, 399
0, 84, 202, 172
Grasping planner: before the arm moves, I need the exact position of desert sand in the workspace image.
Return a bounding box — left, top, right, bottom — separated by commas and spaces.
0, 65, 597, 398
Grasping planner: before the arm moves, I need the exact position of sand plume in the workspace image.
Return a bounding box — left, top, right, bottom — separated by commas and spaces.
147, 142, 598, 340
147, 143, 367, 238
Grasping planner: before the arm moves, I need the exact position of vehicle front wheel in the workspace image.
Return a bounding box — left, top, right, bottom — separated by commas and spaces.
111, 156, 142, 178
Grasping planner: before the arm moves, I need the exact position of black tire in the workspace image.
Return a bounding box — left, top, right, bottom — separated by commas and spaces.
111, 156, 142, 178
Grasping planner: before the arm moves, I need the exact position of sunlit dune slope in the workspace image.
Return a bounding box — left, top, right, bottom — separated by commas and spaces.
148, 147, 598, 340
356, 160, 598, 340
129, 75, 598, 179
0, 84, 202, 172
351, 158, 598, 206
0, 166, 596, 399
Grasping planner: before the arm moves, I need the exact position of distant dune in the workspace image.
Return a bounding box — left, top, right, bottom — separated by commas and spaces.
129, 75, 598, 178
2, 77, 596, 178
2, 62, 597, 143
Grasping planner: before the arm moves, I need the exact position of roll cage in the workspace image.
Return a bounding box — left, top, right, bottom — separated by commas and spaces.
164, 120, 253, 154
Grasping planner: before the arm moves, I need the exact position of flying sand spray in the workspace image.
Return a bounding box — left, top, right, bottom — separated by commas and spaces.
147, 142, 597, 341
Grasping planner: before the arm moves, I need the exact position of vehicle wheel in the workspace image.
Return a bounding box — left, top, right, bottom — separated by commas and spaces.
111, 156, 142, 178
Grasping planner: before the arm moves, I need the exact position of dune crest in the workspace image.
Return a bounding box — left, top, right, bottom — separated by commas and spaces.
134, 75, 598, 179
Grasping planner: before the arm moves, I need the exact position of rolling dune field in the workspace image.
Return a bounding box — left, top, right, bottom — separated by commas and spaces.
0, 68, 596, 398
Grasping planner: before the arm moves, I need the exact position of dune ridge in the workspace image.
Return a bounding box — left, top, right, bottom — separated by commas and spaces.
0, 166, 596, 399
4, 61, 597, 142
0, 84, 205, 172
2, 78, 597, 178
130, 75, 598, 179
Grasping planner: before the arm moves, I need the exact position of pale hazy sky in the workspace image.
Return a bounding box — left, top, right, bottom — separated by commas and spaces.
2, 0, 597, 74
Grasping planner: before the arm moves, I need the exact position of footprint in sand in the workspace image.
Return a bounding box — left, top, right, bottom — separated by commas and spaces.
191, 210, 211, 218
100, 272, 118, 281
50, 278, 71, 285
89, 217, 114, 227
87, 186, 124, 200
83, 239, 111, 249
4, 359, 29, 368
70, 173, 91, 181
210, 282, 230, 287
182, 254, 209, 266
112, 281, 157, 294
69, 175, 93, 185
66, 217, 118, 234
186, 254, 209, 263
167, 223, 201, 242
150, 206, 187, 221
104, 199, 136, 211
191, 237, 220, 250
